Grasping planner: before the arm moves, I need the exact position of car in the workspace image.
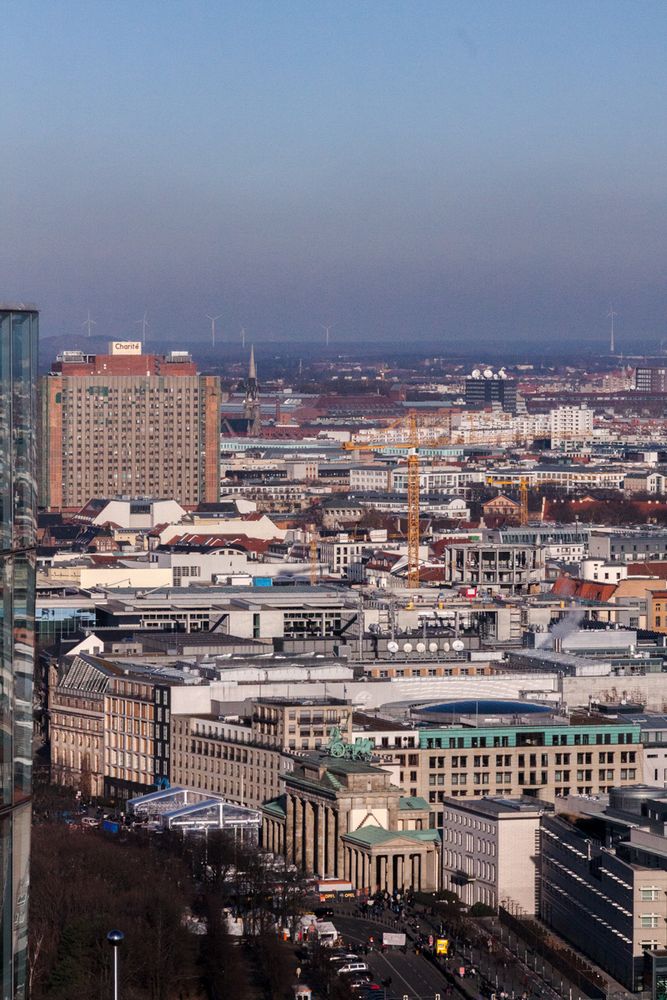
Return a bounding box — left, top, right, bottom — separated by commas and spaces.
81, 817, 100, 828
315, 906, 335, 918
337, 962, 369, 976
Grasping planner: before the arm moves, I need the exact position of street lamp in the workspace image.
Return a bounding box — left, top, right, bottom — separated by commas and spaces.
107, 929, 124, 1000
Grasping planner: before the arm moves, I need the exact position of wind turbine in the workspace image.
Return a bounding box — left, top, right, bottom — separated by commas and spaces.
321, 323, 335, 347
135, 311, 149, 347
607, 304, 617, 354
82, 309, 96, 339
206, 313, 222, 348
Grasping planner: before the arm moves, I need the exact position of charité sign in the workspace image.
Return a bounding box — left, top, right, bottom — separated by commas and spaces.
108, 341, 142, 355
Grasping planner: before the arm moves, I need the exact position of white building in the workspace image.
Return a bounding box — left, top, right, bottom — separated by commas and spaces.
549, 405, 594, 446
440, 796, 546, 913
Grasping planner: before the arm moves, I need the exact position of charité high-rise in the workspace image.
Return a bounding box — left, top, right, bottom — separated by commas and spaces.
0, 304, 38, 1000
39, 340, 221, 511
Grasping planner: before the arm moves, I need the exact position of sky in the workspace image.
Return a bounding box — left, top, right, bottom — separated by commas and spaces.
2, 0, 667, 352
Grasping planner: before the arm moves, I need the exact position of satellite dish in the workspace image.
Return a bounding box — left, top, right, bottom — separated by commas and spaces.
452, 639, 465, 651
416, 642, 426, 653
429, 641, 438, 653
387, 640, 399, 653
483, 368, 493, 379
443, 641, 451, 652
471, 368, 481, 379
403, 642, 413, 653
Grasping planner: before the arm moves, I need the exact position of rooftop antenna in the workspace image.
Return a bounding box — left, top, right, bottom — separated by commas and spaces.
240, 326, 246, 349
82, 309, 96, 339
135, 311, 149, 347
206, 313, 222, 348
321, 323, 334, 347
607, 304, 617, 354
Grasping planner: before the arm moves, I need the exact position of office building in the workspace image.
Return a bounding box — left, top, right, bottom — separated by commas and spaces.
440, 796, 545, 912
464, 370, 518, 413
170, 697, 354, 809
39, 342, 221, 510
541, 788, 667, 990
0, 305, 38, 1000
636, 366, 667, 393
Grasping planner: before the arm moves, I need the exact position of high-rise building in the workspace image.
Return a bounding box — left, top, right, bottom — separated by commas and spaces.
39, 342, 221, 510
636, 365, 667, 392
0, 305, 38, 1000
464, 368, 518, 413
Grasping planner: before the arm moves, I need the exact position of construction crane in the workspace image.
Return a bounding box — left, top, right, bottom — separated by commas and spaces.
343, 411, 420, 588
485, 475, 530, 526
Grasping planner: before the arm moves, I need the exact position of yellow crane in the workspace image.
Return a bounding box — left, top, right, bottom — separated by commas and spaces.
343, 411, 421, 588
485, 475, 530, 526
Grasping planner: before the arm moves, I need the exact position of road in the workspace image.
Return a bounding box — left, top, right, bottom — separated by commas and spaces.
333, 912, 456, 1000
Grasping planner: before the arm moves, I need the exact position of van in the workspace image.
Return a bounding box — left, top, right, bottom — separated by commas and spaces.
337, 962, 369, 976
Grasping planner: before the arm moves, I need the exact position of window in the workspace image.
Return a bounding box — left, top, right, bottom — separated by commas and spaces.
640, 888, 660, 902
641, 915, 660, 929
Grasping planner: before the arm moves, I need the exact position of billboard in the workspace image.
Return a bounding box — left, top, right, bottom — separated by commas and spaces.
382, 932, 406, 947
109, 341, 142, 355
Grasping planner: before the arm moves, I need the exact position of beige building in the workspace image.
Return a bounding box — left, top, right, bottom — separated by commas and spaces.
365, 716, 643, 826
49, 652, 174, 800
170, 698, 354, 809
440, 796, 545, 913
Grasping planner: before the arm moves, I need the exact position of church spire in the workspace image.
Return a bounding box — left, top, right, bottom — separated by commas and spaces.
248, 343, 256, 380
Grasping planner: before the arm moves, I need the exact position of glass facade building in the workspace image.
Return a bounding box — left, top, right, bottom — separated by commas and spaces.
0, 307, 38, 1000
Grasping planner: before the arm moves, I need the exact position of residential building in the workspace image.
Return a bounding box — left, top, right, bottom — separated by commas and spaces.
39, 342, 221, 510
0, 305, 38, 1000
636, 366, 667, 393
440, 796, 546, 912
549, 405, 593, 446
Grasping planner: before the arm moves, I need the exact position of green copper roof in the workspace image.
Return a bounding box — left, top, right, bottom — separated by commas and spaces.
399, 796, 429, 811
343, 825, 441, 847
262, 796, 287, 818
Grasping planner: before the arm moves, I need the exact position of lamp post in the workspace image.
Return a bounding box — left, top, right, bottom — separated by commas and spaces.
107, 929, 124, 1000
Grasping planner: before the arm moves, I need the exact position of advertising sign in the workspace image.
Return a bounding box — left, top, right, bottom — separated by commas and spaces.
109, 341, 142, 355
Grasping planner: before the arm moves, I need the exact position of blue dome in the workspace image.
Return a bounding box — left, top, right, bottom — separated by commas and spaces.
423, 699, 550, 715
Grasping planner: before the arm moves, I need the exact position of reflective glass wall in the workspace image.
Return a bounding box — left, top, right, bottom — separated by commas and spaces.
0, 307, 37, 1000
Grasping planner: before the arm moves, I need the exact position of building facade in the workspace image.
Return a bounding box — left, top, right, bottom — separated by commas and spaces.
262, 754, 441, 893
49, 653, 175, 801
0, 305, 38, 1000
170, 698, 353, 809
39, 343, 221, 510
371, 718, 643, 828
440, 796, 545, 913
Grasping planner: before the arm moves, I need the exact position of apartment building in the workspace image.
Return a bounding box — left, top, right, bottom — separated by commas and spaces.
49, 652, 178, 800
440, 796, 546, 913
40, 343, 221, 509
170, 698, 353, 809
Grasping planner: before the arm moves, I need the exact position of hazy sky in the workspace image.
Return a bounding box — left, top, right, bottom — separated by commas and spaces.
2, 0, 667, 350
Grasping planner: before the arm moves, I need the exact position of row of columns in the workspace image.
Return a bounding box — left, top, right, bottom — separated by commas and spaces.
343, 847, 424, 894
262, 815, 285, 855
284, 794, 341, 877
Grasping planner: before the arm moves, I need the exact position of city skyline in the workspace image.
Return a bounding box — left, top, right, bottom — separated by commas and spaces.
2, 1, 667, 349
